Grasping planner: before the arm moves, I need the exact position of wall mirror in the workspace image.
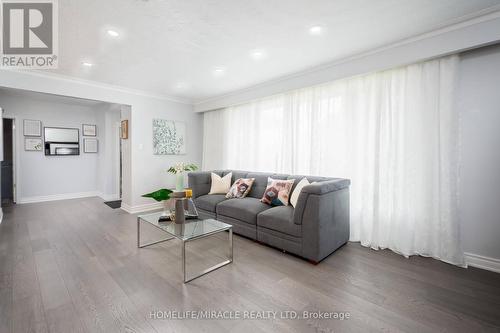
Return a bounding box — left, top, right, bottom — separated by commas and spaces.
44, 127, 80, 156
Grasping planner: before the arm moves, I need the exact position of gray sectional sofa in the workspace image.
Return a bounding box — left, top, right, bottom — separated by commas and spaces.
188, 170, 351, 263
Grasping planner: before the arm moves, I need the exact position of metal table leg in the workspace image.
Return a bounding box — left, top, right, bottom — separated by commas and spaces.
137, 217, 140, 248
182, 240, 186, 282
183, 227, 233, 283
229, 228, 233, 261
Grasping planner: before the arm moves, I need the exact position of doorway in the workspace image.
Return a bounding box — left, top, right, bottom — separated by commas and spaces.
1, 118, 15, 206
117, 121, 122, 199
103, 120, 123, 209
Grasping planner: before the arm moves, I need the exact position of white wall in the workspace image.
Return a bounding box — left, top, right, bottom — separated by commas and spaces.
458, 44, 500, 266
0, 71, 204, 211
0, 90, 120, 202
129, 97, 203, 211
96, 103, 122, 200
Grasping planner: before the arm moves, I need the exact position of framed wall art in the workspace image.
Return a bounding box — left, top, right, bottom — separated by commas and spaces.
121, 120, 128, 139
25, 137, 43, 151
82, 124, 97, 136
83, 138, 98, 153
152, 119, 186, 155
23, 119, 42, 136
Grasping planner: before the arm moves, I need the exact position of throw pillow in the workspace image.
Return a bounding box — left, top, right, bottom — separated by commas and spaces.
290, 178, 310, 208
226, 178, 255, 199
209, 172, 232, 194
261, 177, 295, 206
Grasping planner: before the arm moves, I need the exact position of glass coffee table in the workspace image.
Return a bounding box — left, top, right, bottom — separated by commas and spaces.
137, 211, 233, 283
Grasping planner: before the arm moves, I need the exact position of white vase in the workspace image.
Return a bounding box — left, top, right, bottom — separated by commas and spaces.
162, 200, 170, 216
175, 173, 184, 192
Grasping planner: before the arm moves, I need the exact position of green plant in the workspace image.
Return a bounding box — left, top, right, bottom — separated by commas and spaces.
142, 188, 173, 202
167, 162, 198, 174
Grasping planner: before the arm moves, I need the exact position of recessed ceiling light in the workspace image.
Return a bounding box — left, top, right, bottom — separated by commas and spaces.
250, 49, 266, 60
309, 25, 323, 35
107, 29, 119, 37
213, 67, 226, 76
81, 61, 93, 67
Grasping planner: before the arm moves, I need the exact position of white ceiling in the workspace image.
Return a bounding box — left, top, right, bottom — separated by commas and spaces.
46, 0, 500, 103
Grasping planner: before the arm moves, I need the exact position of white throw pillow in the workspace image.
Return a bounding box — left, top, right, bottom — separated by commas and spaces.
209, 172, 232, 194
290, 178, 310, 208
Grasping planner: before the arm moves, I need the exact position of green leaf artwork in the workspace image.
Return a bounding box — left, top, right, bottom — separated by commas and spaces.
142, 188, 173, 202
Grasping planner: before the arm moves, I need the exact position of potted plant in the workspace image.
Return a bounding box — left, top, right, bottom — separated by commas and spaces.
167, 162, 198, 191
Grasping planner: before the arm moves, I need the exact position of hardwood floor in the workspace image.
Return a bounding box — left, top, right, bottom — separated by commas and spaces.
0, 197, 499, 333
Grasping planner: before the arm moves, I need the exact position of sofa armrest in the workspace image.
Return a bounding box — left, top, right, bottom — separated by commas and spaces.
292, 179, 350, 262
293, 179, 350, 225
188, 171, 212, 198
295, 186, 350, 262
301, 178, 351, 195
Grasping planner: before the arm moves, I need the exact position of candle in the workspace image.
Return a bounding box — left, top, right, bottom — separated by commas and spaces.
185, 188, 193, 198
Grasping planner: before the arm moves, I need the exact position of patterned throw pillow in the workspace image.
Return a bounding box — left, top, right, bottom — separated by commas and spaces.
226, 178, 255, 199
261, 178, 295, 206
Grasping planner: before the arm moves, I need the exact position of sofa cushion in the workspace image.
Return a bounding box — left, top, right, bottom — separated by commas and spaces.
257, 206, 301, 237
217, 197, 270, 225
223, 170, 248, 184
194, 194, 227, 213
246, 172, 275, 198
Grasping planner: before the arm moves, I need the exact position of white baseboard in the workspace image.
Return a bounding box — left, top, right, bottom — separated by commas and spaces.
17, 191, 120, 204
18, 191, 101, 204
465, 252, 500, 273
99, 193, 121, 201
121, 201, 163, 214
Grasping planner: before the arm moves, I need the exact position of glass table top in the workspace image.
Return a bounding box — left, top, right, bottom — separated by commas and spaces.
138, 211, 232, 241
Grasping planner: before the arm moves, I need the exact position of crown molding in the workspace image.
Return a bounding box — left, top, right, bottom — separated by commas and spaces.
194, 6, 500, 110
0, 68, 193, 105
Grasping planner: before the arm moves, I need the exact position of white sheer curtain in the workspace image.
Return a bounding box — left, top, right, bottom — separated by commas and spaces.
203, 55, 464, 266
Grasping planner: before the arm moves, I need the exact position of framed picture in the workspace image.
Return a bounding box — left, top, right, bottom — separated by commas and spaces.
83, 138, 98, 153
25, 137, 43, 151
152, 119, 186, 155
23, 119, 42, 136
82, 124, 97, 136
121, 120, 128, 139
